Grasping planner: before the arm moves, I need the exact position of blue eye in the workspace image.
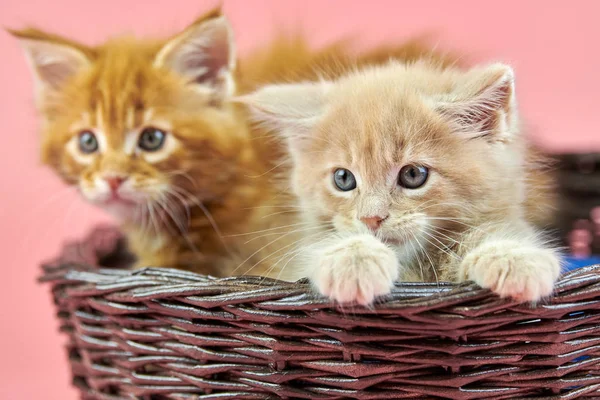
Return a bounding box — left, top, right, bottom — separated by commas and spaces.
138, 127, 166, 151
333, 168, 357, 191
78, 131, 98, 154
398, 165, 429, 189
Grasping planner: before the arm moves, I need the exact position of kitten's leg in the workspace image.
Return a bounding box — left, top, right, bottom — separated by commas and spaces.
456, 222, 561, 303
307, 234, 400, 305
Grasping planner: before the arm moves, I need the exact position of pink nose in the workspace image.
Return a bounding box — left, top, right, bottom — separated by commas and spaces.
360, 215, 388, 231
104, 176, 127, 192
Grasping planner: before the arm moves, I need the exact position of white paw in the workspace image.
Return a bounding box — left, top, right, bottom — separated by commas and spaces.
459, 240, 561, 303
312, 234, 399, 305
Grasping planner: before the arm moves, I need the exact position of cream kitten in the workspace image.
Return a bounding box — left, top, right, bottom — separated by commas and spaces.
240, 61, 561, 305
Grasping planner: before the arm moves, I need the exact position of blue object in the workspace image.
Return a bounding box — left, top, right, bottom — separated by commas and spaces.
560, 257, 598, 369
563, 256, 600, 271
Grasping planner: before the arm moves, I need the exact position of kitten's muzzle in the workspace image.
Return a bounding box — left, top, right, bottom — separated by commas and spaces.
360, 215, 388, 231
104, 175, 128, 193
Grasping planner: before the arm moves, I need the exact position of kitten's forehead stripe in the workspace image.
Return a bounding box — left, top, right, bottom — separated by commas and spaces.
126, 107, 135, 130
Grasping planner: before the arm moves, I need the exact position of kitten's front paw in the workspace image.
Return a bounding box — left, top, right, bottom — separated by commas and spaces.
459, 241, 561, 303
313, 235, 399, 305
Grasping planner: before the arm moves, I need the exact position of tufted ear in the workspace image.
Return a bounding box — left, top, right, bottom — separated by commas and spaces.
10, 28, 92, 105
438, 64, 517, 142
154, 8, 236, 102
236, 81, 331, 152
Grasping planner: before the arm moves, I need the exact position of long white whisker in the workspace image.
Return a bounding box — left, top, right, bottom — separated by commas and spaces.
229, 228, 308, 276
156, 195, 203, 261
243, 228, 334, 278
273, 231, 338, 282
418, 235, 440, 285
243, 222, 330, 244
244, 160, 288, 179
224, 221, 315, 237
163, 189, 191, 229
421, 230, 461, 260
170, 186, 235, 259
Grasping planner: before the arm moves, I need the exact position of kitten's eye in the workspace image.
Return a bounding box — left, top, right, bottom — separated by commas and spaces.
138, 127, 166, 152
333, 168, 357, 191
78, 131, 98, 154
398, 165, 429, 189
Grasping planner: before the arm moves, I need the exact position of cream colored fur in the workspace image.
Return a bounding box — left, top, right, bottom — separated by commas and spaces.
241, 61, 561, 305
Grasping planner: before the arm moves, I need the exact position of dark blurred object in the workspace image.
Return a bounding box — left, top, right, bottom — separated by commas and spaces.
554, 153, 600, 257
40, 227, 600, 399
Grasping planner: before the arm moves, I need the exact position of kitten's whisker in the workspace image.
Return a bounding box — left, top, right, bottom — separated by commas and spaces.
243, 224, 329, 244
224, 221, 315, 237
170, 186, 235, 259
166, 169, 197, 189
246, 229, 335, 281
417, 235, 441, 285
229, 229, 304, 276
267, 230, 338, 284
420, 231, 461, 262
163, 188, 191, 228
260, 210, 301, 219
424, 217, 488, 235
416, 201, 476, 214
156, 195, 203, 261
273, 231, 338, 283
241, 205, 317, 211
428, 228, 461, 245
422, 228, 458, 252
422, 216, 476, 223
261, 229, 338, 282
244, 160, 288, 179
158, 195, 186, 235
147, 200, 159, 238
246, 226, 331, 265
405, 231, 425, 282
142, 202, 152, 242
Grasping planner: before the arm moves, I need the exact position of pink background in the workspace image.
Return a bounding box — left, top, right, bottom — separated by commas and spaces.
0, 0, 598, 398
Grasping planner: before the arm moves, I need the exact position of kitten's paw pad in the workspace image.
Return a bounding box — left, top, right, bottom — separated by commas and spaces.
314, 235, 399, 305
460, 241, 560, 303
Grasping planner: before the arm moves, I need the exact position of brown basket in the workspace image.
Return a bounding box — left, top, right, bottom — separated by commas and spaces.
41, 226, 600, 400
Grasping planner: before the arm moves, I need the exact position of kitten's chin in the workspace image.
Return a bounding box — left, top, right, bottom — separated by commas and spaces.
101, 201, 139, 221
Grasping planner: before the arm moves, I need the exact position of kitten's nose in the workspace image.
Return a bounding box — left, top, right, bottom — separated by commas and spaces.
360, 215, 388, 231
104, 175, 127, 192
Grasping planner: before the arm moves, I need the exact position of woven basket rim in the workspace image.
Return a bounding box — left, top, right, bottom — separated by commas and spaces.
40, 225, 600, 311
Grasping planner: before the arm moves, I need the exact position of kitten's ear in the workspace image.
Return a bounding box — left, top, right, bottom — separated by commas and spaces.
236, 82, 331, 150
154, 8, 236, 101
9, 28, 92, 103
440, 64, 517, 142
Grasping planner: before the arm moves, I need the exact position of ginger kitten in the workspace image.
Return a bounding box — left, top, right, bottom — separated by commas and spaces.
11, 9, 457, 275
242, 61, 561, 304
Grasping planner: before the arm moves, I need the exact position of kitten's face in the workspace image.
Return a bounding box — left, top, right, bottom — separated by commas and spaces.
13, 10, 244, 222
292, 100, 484, 247
245, 62, 522, 248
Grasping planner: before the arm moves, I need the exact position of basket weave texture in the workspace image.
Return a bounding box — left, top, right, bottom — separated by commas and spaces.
41, 226, 600, 400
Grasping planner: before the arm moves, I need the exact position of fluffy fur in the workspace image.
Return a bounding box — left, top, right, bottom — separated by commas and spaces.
11, 8, 460, 275
242, 61, 561, 304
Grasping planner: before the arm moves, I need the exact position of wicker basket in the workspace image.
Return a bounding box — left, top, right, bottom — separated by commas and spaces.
40, 226, 600, 400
